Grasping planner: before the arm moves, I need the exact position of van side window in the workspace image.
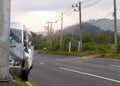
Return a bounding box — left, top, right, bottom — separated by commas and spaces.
10, 28, 22, 43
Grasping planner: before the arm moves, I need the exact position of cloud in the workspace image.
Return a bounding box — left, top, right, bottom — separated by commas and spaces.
11, 11, 60, 32
11, 0, 86, 12
11, 0, 120, 12
11, 0, 120, 32
12, 0, 65, 11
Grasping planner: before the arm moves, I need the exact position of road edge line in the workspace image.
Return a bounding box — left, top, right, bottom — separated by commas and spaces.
60, 67, 120, 84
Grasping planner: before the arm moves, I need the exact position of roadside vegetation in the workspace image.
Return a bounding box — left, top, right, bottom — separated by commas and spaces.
32, 30, 120, 60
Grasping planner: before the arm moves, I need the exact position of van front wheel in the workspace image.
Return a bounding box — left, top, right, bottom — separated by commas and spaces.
20, 69, 29, 81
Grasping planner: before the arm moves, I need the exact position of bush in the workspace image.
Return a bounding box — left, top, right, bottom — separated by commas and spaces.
83, 42, 95, 51
117, 44, 120, 53
51, 43, 60, 51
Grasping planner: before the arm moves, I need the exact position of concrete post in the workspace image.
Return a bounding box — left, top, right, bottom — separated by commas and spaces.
69, 41, 71, 53
78, 41, 80, 52
0, 0, 13, 81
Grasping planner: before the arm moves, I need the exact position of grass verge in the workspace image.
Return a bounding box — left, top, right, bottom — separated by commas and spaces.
37, 50, 99, 57
37, 50, 120, 60
99, 53, 120, 60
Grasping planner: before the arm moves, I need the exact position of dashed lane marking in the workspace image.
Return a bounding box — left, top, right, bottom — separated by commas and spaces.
109, 65, 120, 68
39, 62, 45, 64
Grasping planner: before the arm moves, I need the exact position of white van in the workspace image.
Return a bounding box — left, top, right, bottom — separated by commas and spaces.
9, 22, 34, 81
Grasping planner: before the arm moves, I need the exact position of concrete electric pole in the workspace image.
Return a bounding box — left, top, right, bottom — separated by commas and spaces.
0, 0, 13, 81
44, 25, 50, 44
113, 0, 118, 52
72, 2, 82, 52
60, 13, 63, 50
46, 21, 57, 49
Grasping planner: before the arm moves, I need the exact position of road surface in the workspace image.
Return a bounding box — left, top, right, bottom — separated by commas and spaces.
29, 53, 120, 86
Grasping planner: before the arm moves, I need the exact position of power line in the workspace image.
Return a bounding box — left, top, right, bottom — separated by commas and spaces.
89, 11, 113, 25
66, 11, 74, 17
59, 0, 101, 17
62, 6, 72, 14
64, 10, 74, 17
81, 0, 92, 3
61, 0, 96, 14
82, 0, 101, 9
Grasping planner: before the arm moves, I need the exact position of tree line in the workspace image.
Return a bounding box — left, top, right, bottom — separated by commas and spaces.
32, 30, 120, 53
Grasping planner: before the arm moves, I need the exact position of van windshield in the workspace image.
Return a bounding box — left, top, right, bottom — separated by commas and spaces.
10, 28, 22, 43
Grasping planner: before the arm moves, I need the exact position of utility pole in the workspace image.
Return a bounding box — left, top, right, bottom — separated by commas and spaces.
72, 2, 82, 52
50, 22, 53, 49
0, 0, 13, 81
44, 24, 50, 44
113, 0, 118, 52
60, 13, 63, 50
46, 21, 57, 49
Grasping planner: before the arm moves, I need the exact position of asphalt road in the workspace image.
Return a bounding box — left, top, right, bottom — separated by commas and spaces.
29, 53, 120, 86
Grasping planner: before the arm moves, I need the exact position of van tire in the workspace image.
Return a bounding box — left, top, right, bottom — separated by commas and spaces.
20, 69, 29, 81
20, 66, 33, 81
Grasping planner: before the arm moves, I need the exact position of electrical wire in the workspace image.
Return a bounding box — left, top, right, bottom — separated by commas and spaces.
89, 11, 113, 25
61, 0, 98, 14
65, 10, 74, 17
56, 0, 114, 28
82, 0, 101, 9
81, 0, 92, 3
60, 0, 105, 24
62, 5, 72, 14
63, 7, 73, 15
59, 0, 100, 16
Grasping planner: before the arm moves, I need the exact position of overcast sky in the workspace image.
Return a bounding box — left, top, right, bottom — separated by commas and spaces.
11, 0, 120, 32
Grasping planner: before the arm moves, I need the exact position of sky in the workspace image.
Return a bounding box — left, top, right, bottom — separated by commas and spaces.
11, 0, 120, 32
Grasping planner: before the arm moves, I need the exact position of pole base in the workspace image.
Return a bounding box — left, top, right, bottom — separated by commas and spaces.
0, 67, 13, 81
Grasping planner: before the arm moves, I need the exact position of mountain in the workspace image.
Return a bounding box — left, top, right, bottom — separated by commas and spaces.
35, 19, 120, 37
87, 19, 120, 31
54, 23, 104, 36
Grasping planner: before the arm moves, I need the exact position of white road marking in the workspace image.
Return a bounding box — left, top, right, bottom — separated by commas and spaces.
109, 65, 120, 68
39, 62, 45, 64
60, 67, 120, 84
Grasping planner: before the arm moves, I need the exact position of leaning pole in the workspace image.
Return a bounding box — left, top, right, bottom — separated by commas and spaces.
0, 0, 13, 81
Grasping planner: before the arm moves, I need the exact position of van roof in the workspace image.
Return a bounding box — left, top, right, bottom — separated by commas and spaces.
10, 22, 26, 30
10, 22, 32, 35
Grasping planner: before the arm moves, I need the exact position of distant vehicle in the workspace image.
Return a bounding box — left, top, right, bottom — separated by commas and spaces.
9, 22, 34, 81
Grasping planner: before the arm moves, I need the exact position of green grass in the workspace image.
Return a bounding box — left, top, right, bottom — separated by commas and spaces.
16, 79, 26, 86
99, 53, 120, 60
37, 50, 120, 60
37, 50, 97, 57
